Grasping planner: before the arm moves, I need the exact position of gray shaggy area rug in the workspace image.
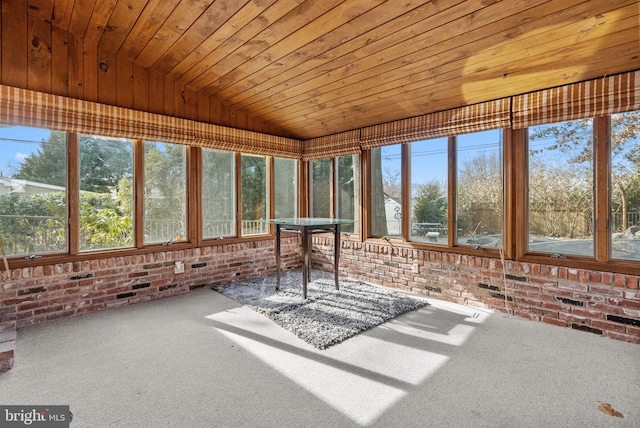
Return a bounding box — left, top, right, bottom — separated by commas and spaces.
213, 269, 429, 350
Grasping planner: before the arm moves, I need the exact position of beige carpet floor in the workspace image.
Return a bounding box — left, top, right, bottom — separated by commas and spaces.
1, 287, 639, 427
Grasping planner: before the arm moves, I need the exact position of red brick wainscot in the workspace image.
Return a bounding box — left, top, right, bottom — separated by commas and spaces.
0, 237, 302, 371
311, 237, 640, 344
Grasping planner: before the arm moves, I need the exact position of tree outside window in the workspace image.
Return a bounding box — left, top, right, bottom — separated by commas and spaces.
241, 154, 268, 235
0, 126, 67, 256
371, 144, 402, 238
202, 148, 236, 238
456, 130, 503, 248
310, 158, 331, 218
610, 110, 640, 260
335, 154, 359, 234
78, 134, 134, 251
143, 141, 187, 244
274, 157, 297, 219
528, 120, 594, 257
410, 137, 448, 244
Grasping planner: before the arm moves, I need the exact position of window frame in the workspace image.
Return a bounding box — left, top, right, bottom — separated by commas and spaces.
524, 119, 596, 259
514, 115, 638, 271
239, 153, 270, 237
76, 133, 135, 253
142, 140, 190, 246
334, 154, 360, 235
0, 122, 296, 263
362, 134, 508, 257
273, 156, 299, 220
454, 130, 505, 250
368, 144, 404, 239
3, 112, 640, 275
303, 155, 361, 236
408, 136, 450, 246
309, 158, 332, 219
0, 126, 71, 258
200, 147, 237, 241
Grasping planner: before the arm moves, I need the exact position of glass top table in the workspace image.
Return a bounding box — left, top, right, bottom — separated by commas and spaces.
265, 218, 355, 299
266, 217, 356, 227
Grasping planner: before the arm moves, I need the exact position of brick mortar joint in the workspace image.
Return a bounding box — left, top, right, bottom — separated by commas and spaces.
333, 241, 640, 289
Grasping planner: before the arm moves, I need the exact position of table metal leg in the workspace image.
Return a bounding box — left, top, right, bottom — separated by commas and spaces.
307, 229, 313, 282
302, 226, 309, 299
270, 221, 351, 299
334, 224, 340, 290
275, 224, 281, 291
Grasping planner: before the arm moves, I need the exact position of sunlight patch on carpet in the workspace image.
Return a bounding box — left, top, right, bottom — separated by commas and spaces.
213, 269, 429, 350
206, 306, 449, 426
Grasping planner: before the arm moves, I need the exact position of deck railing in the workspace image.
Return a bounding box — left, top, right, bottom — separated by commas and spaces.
0, 215, 270, 256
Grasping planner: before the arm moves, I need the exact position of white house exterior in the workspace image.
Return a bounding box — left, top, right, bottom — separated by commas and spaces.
0, 177, 65, 196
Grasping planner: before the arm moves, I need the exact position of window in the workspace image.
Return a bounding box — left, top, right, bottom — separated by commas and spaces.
143, 141, 188, 244
241, 154, 268, 235
335, 154, 359, 234
0, 125, 67, 256
202, 148, 236, 238
610, 110, 640, 261
310, 158, 331, 218
78, 134, 134, 251
410, 137, 448, 244
456, 130, 503, 248
274, 157, 298, 219
528, 120, 594, 257
371, 144, 402, 238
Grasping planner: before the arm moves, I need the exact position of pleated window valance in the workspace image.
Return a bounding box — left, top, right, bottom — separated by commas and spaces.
512, 70, 640, 129
0, 85, 302, 158
193, 122, 301, 159
301, 130, 361, 161
360, 98, 511, 149
2, 70, 639, 160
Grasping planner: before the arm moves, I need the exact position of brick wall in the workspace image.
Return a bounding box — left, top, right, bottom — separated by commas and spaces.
0, 237, 301, 371
3, 234, 639, 372
312, 237, 640, 344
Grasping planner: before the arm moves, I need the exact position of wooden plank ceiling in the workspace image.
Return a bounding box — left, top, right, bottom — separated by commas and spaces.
24, 0, 640, 140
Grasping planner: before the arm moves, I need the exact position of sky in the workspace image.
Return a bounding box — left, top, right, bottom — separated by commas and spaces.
2, 120, 634, 186
0, 125, 51, 176
0, 125, 506, 193
380, 129, 503, 196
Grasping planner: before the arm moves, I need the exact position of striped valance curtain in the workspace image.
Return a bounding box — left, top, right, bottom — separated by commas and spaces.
193, 122, 301, 159
3, 70, 639, 159
512, 70, 640, 129
0, 85, 196, 144
302, 130, 361, 161
0, 85, 303, 158
360, 98, 511, 149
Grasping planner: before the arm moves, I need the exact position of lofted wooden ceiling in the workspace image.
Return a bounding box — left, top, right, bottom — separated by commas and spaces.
21, 0, 640, 140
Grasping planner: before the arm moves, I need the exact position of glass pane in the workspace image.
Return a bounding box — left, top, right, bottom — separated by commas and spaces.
528, 120, 594, 257
335, 154, 359, 234
143, 141, 187, 244
274, 157, 297, 219
202, 148, 236, 238
0, 125, 67, 256
456, 130, 503, 248
241, 154, 268, 235
410, 137, 448, 244
78, 134, 134, 251
610, 110, 640, 260
310, 159, 331, 218
371, 144, 402, 238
